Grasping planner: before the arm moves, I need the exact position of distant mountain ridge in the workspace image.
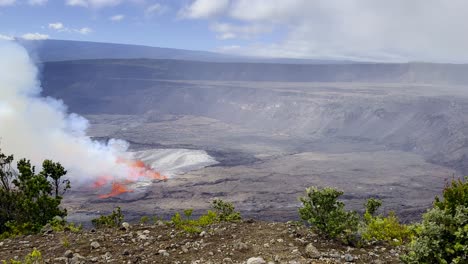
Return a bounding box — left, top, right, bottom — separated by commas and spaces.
18, 39, 357, 64
42, 58, 468, 85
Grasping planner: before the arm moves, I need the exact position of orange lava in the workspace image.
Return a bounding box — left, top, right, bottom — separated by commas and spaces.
99, 182, 133, 198
93, 157, 167, 198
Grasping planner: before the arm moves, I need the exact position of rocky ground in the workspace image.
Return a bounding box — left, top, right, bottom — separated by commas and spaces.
0, 220, 404, 264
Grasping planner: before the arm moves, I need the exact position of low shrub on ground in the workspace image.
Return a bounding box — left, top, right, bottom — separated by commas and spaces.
211, 199, 242, 222
298, 187, 359, 239
170, 199, 241, 234
139, 216, 149, 224
91, 207, 124, 229
362, 211, 411, 245
402, 177, 468, 264
361, 198, 410, 245
2, 248, 42, 264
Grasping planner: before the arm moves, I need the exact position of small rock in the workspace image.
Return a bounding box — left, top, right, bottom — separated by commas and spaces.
199, 231, 207, 237
102, 252, 112, 260
122, 249, 130, 256
247, 257, 266, 264
276, 238, 284, 243
305, 243, 321, 259
222, 258, 233, 263
64, 250, 73, 258
158, 249, 169, 257
90, 241, 100, 249
121, 222, 130, 231
41, 224, 53, 234
233, 241, 250, 252
344, 254, 354, 262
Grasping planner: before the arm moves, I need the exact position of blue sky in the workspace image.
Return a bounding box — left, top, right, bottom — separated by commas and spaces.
1, 0, 468, 62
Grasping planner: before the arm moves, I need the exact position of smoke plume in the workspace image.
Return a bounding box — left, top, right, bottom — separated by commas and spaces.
0, 40, 132, 184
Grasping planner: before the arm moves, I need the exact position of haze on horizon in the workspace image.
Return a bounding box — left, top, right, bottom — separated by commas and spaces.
1, 0, 468, 63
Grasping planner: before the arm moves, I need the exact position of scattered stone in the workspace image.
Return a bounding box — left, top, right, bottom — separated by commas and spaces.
233, 241, 250, 252
199, 231, 207, 237
64, 250, 73, 258
247, 257, 266, 264
305, 243, 321, 258
122, 249, 130, 256
222, 257, 233, 263
344, 254, 354, 262
121, 222, 130, 231
158, 249, 170, 257
90, 241, 100, 249
102, 251, 112, 260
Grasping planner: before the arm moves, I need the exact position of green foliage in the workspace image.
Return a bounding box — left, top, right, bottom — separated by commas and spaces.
140, 216, 149, 224
402, 177, 468, 264
362, 211, 410, 245
2, 248, 42, 264
170, 209, 219, 235
211, 199, 241, 222
91, 207, 124, 229
0, 148, 70, 236
298, 186, 359, 239
48, 217, 82, 233
365, 198, 382, 217
61, 236, 70, 248
184, 209, 193, 220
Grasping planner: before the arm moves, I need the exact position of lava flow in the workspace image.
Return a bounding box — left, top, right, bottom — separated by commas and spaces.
94, 158, 167, 198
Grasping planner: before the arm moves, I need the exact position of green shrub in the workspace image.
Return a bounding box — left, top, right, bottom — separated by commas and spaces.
298, 186, 359, 239
362, 211, 411, 245
0, 148, 70, 236
402, 177, 468, 264
170, 209, 219, 235
91, 207, 124, 229
2, 248, 42, 264
140, 216, 149, 224
361, 198, 410, 245
211, 199, 241, 222
365, 198, 382, 217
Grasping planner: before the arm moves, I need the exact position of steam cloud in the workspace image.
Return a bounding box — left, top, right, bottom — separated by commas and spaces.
0, 40, 132, 184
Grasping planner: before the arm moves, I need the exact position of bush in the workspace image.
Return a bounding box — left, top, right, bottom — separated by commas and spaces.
0, 148, 70, 236
91, 207, 124, 229
402, 177, 468, 264
299, 187, 359, 239
362, 211, 411, 245
170, 204, 232, 234
2, 248, 42, 264
211, 199, 241, 222
139, 216, 149, 224
361, 198, 410, 245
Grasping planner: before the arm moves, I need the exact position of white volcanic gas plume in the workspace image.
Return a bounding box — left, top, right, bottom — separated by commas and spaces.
0, 40, 133, 185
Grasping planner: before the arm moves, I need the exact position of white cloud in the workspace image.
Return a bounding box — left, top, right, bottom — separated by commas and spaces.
28, 0, 47, 6
76, 27, 92, 35
0, 0, 15, 6
21, 33, 49, 40
145, 3, 167, 17
0, 34, 14, 40
48, 22, 64, 30
196, 0, 468, 62
211, 22, 271, 40
179, 0, 230, 19
66, 0, 122, 8
110, 14, 125, 21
